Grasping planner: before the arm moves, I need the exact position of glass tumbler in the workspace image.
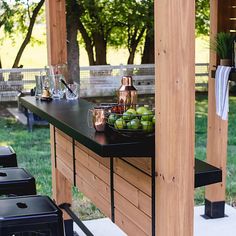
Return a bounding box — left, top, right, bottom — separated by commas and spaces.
65, 83, 79, 100
49, 74, 65, 99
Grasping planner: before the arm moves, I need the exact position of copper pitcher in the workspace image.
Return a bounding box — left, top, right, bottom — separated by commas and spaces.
117, 76, 137, 109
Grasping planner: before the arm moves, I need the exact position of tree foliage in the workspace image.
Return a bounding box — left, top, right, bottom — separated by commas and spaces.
196, 0, 210, 36
0, 0, 45, 68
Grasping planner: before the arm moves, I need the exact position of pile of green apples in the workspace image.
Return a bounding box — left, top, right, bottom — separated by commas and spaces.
108, 106, 155, 133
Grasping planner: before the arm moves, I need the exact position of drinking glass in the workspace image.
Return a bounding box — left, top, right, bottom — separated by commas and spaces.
65, 83, 79, 100
49, 74, 65, 99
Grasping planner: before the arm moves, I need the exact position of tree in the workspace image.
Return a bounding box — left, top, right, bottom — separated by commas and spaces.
141, 0, 154, 64
196, 0, 210, 36
118, 0, 147, 64
0, 1, 17, 68
66, 0, 81, 83
12, 0, 45, 68
0, 0, 45, 68
77, 0, 123, 65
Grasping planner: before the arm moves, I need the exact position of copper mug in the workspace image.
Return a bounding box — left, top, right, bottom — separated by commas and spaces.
88, 106, 107, 132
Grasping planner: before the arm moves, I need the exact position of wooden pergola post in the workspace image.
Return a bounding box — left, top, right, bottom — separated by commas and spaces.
205, 0, 233, 218
45, 0, 73, 225
45, 0, 67, 66
155, 1, 195, 235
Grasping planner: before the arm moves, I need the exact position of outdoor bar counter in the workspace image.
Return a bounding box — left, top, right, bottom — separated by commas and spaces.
20, 96, 222, 236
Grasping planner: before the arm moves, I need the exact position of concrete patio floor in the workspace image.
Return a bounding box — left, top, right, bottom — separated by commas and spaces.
74, 205, 236, 236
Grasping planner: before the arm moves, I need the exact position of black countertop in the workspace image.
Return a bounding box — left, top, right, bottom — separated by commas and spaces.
20, 96, 222, 188
20, 96, 155, 157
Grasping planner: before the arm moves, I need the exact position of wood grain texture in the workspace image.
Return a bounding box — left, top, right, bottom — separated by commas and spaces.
114, 191, 151, 235
205, 0, 228, 202
115, 209, 148, 236
45, 0, 67, 66
50, 125, 72, 220
114, 158, 151, 196
155, 0, 195, 235
55, 130, 153, 234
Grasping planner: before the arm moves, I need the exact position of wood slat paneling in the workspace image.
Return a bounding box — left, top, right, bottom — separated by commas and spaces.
55, 131, 73, 156
57, 157, 74, 184
122, 157, 151, 176
76, 175, 111, 217
76, 160, 110, 201
75, 141, 110, 168
114, 158, 151, 196
56, 144, 73, 170
114, 191, 151, 235
115, 209, 148, 236
114, 174, 151, 217
75, 146, 110, 184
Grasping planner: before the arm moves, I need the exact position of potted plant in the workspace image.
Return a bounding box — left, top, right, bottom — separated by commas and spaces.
212, 32, 235, 66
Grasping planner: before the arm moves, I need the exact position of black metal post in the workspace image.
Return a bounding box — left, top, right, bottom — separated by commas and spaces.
72, 139, 76, 186
110, 157, 115, 222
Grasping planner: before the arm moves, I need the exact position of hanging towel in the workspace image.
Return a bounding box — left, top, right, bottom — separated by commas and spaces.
215, 65, 232, 120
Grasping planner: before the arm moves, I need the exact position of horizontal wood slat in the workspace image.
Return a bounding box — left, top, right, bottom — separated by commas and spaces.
76, 174, 111, 218
75, 146, 110, 184
114, 174, 151, 217
76, 160, 110, 201
55, 131, 73, 156
122, 157, 151, 176
55, 128, 72, 141
115, 209, 148, 236
75, 141, 110, 168
56, 144, 73, 170
114, 158, 151, 196
57, 157, 73, 184
114, 191, 151, 235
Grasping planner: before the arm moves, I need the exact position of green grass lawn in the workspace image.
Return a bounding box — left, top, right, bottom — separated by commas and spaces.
0, 94, 235, 219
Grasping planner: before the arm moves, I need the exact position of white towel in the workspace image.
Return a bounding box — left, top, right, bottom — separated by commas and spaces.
215, 65, 231, 120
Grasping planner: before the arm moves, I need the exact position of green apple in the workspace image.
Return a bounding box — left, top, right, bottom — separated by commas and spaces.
127, 121, 132, 130
108, 114, 118, 125
136, 106, 148, 115
152, 115, 156, 125
126, 108, 137, 115
114, 118, 126, 129
122, 111, 133, 121
141, 110, 154, 121
129, 118, 141, 130
141, 121, 153, 132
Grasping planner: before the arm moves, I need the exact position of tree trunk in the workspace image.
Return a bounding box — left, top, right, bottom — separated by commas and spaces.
94, 33, 107, 65
78, 20, 95, 65
127, 47, 136, 64
127, 27, 145, 64
0, 57, 3, 81
66, 0, 80, 84
12, 0, 45, 68
141, 29, 154, 64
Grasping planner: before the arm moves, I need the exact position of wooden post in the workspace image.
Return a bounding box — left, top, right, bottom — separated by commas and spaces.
46, 1, 72, 226
155, 1, 195, 235
45, 0, 67, 66
205, 0, 230, 218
